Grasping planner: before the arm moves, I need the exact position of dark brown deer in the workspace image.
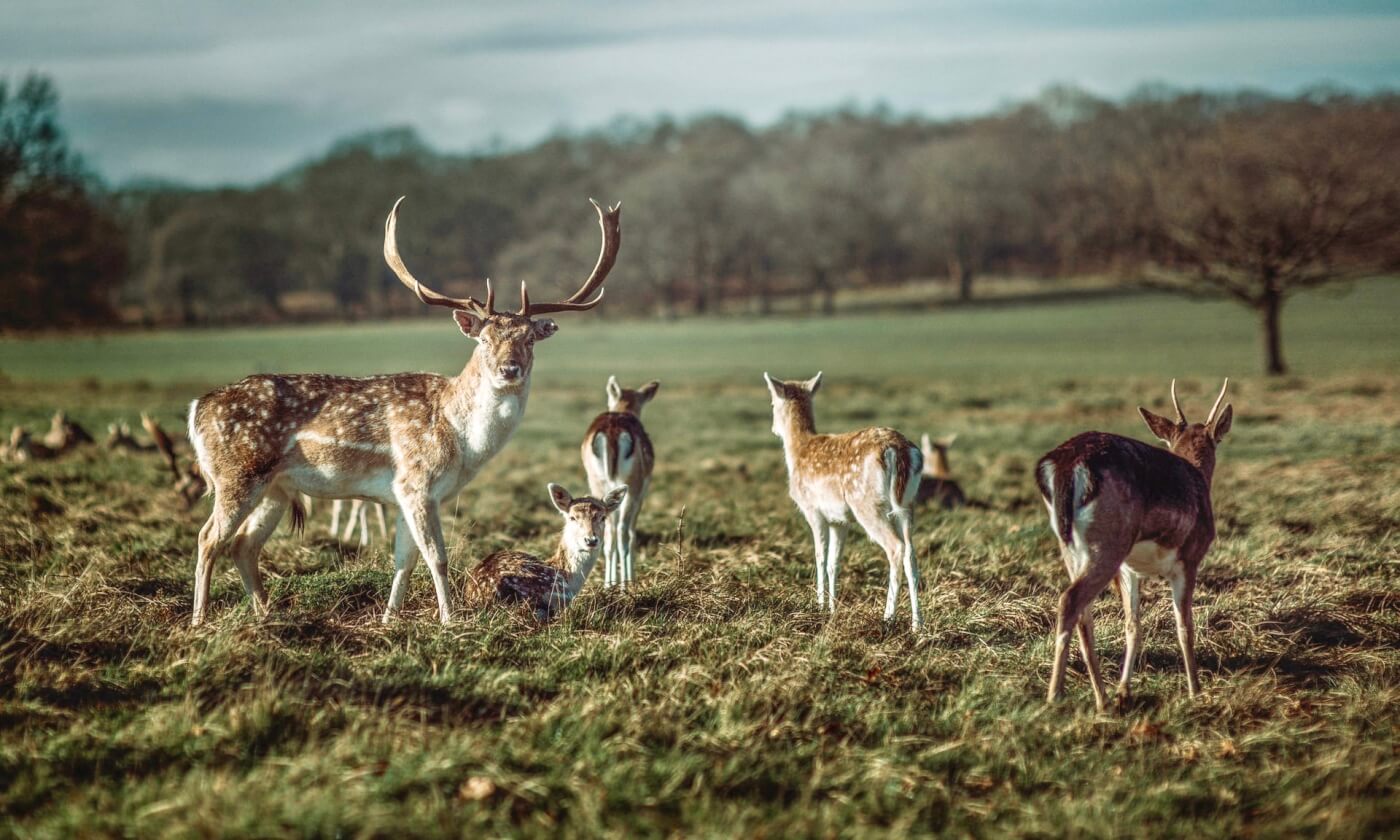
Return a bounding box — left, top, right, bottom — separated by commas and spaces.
1035, 379, 1233, 710
187, 197, 621, 626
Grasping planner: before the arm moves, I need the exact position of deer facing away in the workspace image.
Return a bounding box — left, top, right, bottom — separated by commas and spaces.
582, 376, 659, 589
186, 197, 621, 626
465, 484, 626, 621
764, 372, 925, 631
1035, 379, 1233, 710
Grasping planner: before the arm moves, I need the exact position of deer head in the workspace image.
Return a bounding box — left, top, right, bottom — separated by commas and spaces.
606, 376, 660, 415
1139, 379, 1233, 476
920, 433, 957, 478
548, 483, 626, 559
384, 197, 621, 390
763, 371, 822, 437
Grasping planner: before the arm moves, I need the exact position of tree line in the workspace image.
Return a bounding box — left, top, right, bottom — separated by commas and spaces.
3, 75, 1398, 373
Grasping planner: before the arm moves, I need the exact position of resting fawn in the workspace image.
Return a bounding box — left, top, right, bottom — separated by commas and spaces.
764, 372, 925, 630
466, 484, 626, 621
1036, 379, 1233, 710
581, 376, 658, 588
916, 433, 966, 509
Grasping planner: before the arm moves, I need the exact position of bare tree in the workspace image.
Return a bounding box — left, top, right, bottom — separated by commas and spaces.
1134, 99, 1400, 374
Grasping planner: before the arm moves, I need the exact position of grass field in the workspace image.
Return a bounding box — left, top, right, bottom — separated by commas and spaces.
1, 283, 1397, 836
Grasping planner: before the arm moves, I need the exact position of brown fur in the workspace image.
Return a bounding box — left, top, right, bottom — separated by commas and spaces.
1034, 380, 1234, 710
916, 434, 967, 510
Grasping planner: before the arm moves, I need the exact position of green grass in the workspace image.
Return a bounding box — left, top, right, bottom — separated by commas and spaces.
1, 282, 1397, 836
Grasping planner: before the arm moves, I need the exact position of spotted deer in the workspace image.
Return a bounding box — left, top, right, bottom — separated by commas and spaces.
1036, 379, 1233, 710
582, 376, 658, 589
187, 197, 621, 626
764, 372, 924, 630
916, 433, 966, 510
466, 484, 626, 621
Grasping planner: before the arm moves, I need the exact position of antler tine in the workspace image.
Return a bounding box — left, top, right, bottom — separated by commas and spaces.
1207, 378, 1230, 425
383, 197, 491, 315
1170, 378, 1187, 425
522, 198, 622, 317
517, 280, 529, 316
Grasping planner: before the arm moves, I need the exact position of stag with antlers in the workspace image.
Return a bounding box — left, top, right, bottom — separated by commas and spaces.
187, 197, 621, 626
1036, 379, 1233, 710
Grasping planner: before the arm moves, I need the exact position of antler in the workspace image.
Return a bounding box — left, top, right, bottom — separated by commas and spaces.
1206, 378, 1230, 425
383, 197, 494, 316
1170, 379, 1188, 425
517, 199, 622, 316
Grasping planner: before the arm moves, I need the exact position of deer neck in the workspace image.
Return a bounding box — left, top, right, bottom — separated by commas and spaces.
549, 538, 600, 601
443, 352, 530, 457
777, 406, 816, 475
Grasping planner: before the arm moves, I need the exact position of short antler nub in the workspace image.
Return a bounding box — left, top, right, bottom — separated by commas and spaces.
1170, 379, 1187, 425
1206, 378, 1230, 425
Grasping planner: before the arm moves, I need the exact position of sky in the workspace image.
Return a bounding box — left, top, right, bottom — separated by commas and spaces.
4, 0, 1399, 186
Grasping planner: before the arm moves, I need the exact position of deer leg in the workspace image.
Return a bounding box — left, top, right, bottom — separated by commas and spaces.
602, 510, 618, 588
374, 503, 389, 540
1168, 568, 1201, 698
383, 510, 419, 623
356, 501, 370, 546
620, 492, 641, 587
394, 491, 452, 624
329, 499, 342, 538
1077, 605, 1109, 712
804, 511, 828, 609
896, 510, 923, 632
192, 483, 265, 626
1048, 546, 1119, 705
853, 507, 908, 626
229, 492, 288, 617
341, 499, 361, 543
1115, 569, 1143, 705
825, 523, 847, 615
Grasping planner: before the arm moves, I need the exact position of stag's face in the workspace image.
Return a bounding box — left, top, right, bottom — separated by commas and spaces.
453, 311, 558, 389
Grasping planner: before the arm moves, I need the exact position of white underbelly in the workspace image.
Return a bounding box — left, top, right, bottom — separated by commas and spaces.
1124, 541, 1180, 578
278, 464, 398, 505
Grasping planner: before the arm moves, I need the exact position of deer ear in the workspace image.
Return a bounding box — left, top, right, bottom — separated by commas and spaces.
604, 486, 628, 511
547, 483, 572, 514
532, 318, 558, 341
937, 433, 958, 449
1139, 407, 1179, 445
1210, 404, 1233, 442
805, 371, 823, 393
453, 309, 486, 338
920, 433, 933, 453
763, 372, 783, 399
638, 380, 660, 403
607, 375, 622, 404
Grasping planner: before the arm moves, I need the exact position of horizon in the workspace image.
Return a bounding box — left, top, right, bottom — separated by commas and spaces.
6, 0, 1400, 187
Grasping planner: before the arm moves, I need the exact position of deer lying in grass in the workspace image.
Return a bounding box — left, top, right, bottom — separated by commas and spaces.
465, 484, 625, 621
1036, 379, 1233, 710
4, 427, 60, 463
187, 197, 621, 626
582, 376, 659, 589
916, 433, 966, 510
764, 372, 925, 631
106, 420, 156, 452
43, 411, 94, 451
329, 498, 390, 545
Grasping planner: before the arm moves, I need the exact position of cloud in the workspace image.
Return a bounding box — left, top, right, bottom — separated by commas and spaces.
3, 0, 1398, 185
